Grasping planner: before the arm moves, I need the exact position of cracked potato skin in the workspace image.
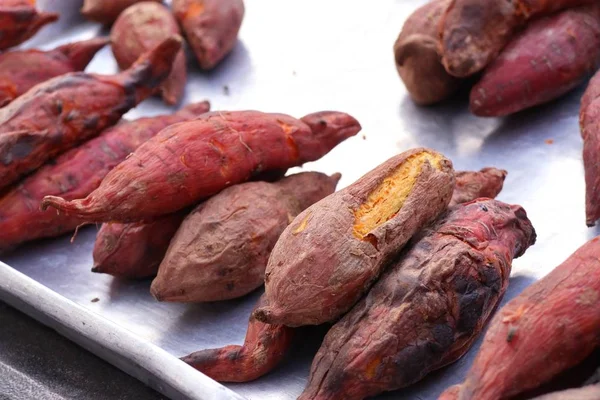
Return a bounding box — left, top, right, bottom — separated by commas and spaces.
0, 1, 58, 50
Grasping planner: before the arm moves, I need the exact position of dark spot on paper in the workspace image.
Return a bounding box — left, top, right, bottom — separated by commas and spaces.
91, 297, 100, 303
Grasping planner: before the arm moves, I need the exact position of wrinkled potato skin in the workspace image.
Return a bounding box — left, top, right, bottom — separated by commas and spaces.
450, 167, 507, 206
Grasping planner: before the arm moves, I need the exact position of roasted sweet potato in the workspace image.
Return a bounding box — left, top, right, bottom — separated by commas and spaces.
0, 101, 210, 254
0, 36, 182, 191
41, 110, 360, 223
440, 0, 597, 77
0, 1, 58, 50
581, 71, 600, 226
254, 149, 455, 327
151, 171, 342, 302
181, 295, 294, 382
111, 2, 186, 105
455, 236, 600, 400
299, 199, 536, 400
530, 385, 600, 400
394, 0, 460, 105
470, 5, 600, 117
172, 0, 244, 69
81, 0, 161, 24
450, 167, 506, 206
0, 37, 108, 108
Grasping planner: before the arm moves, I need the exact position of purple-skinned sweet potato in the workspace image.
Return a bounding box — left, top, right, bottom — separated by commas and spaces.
0, 101, 210, 254
0, 37, 108, 108
254, 148, 455, 327
151, 171, 342, 302
81, 0, 161, 24
41, 110, 361, 223
0, 0, 58, 51
299, 199, 536, 400
450, 167, 507, 206
111, 2, 186, 105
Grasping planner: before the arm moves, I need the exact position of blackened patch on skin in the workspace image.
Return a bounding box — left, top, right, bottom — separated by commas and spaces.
432, 324, 455, 350
457, 289, 486, 333
481, 264, 501, 293
66, 173, 78, 189
226, 282, 235, 291
394, 344, 432, 384
83, 115, 99, 130
226, 350, 240, 361
3, 133, 36, 165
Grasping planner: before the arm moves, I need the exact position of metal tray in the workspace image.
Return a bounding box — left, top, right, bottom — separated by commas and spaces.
1, 0, 596, 399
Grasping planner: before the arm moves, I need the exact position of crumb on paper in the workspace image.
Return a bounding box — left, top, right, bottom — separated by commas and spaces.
91, 297, 100, 303
292, 70, 297, 76
223, 85, 230, 96
362, 134, 366, 140
545, 139, 554, 144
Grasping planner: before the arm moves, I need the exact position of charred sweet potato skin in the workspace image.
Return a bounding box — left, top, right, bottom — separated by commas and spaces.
181, 295, 294, 382
41, 110, 360, 223
111, 2, 186, 105
172, 0, 244, 69
470, 5, 600, 117
151, 172, 341, 302
450, 167, 507, 206
299, 199, 536, 400
530, 385, 600, 400
0, 101, 210, 254
581, 71, 600, 226
0, 1, 58, 50
457, 237, 600, 400
81, 0, 161, 24
255, 149, 455, 327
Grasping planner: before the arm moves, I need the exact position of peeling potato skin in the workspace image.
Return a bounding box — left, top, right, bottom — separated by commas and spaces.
151, 172, 341, 302
394, 0, 460, 105
41, 110, 360, 223
81, 0, 161, 24
0, 36, 182, 192
181, 295, 294, 382
456, 237, 600, 400
299, 199, 536, 400
111, 2, 186, 105
173, 0, 244, 69
255, 149, 455, 327
450, 168, 507, 206
0, 1, 58, 51
0, 101, 210, 255
581, 71, 600, 226
0, 37, 108, 107
529, 385, 600, 400
470, 5, 600, 117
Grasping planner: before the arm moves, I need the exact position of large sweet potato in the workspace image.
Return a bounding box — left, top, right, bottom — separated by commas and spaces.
0, 101, 210, 254
454, 236, 600, 400
530, 385, 600, 400
0, 1, 58, 50
450, 167, 506, 206
581, 71, 600, 226
470, 5, 600, 117
0, 37, 108, 108
81, 0, 161, 24
41, 110, 360, 223
299, 199, 536, 400
172, 0, 244, 69
254, 149, 455, 327
151, 171, 341, 302
0, 36, 182, 191
111, 2, 186, 105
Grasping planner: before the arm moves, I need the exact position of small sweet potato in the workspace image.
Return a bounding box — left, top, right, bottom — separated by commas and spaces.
81, 0, 161, 24
0, 101, 210, 254
455, 236, 600, 400
470, 5, 600, 117
151, 171, 342, 302
181, 295, 294, 382
254, 149, 455, 327
0, 37, 109, 108
581, 71, 600, 226
299, 199, 536, 400
0, 1, 58, 50
394, 0, 460, 105
450, 167, 507, 206
41, 110, 360, 223
0, 36, 182, 191
111, 2, 186, 105
172, 0, 244, 69
530, 385, 600, 400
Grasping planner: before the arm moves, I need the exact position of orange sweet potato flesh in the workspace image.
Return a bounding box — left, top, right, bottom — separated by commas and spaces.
0, 101, 210, 254
455, 236, 600, 400
172, 0, 244, 69
0, 36, 182, 192
299, 199, 536, 400
394, 0, 461, 105
111, 2, 186, 105
450, 167, 506, 206
41, 110, 360, 223
529, 385, 600, 400
181, 295, 294, 382
0, 37, 108, 108
254, 148, 455, 327
581, 71, 600, 226
0, 1, 58, 51
470, 5, 600, 117
151, 171, 341, 302
440, 0, 597, 77
81, 0, 161, 24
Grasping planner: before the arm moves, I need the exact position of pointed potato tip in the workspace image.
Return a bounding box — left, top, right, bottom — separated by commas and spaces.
330, 172, 342, 184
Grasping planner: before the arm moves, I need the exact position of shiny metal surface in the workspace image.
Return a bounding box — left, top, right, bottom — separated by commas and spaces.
0, 0, 595, 399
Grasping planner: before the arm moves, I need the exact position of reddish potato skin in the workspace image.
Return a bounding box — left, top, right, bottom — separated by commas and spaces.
151, 172, 341, 302
111, 2, 186, 105
0, 37, 109, 108
530, 385, 600, 400
450, 168, 507, 206
0, 36, 182, 191
456, 237, 600, 400
581, 71, 600, 226
41, 110, 360, 223
0, 1, 58, 51
439, 385, 461, 400
181, 295, 294, 382
172, 0, 244, 69
470, 5, 600, 117
81, 0, 161, 24
299, 199, 536, 400
0, 101, 210, 254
